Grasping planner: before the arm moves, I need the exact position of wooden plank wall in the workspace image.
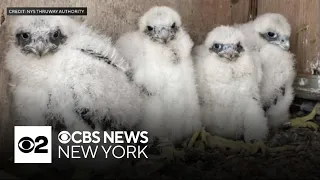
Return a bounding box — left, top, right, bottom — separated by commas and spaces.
256, 0, 320, 75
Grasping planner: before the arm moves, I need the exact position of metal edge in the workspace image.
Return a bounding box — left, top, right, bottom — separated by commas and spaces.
294, 75, 320, 100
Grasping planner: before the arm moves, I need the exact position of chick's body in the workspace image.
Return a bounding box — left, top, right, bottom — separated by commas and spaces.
116, 6, 201, 144
194, 26, 268, 142
236, 13, 296, 129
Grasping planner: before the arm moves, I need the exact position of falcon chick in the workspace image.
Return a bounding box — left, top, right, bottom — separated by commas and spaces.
236, 13, 315, 131
5, 16, 144, 169
194, 26, 268, 146
116, 6, 201, 159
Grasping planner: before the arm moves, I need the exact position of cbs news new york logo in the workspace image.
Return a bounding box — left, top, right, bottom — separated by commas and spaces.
14, 126, 149, 163
14, 126, 52, 163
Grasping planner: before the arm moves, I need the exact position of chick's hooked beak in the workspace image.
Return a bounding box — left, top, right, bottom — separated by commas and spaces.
219, 44, 243, 61
34, 36, 47, 57
269, 35, 290, 51
279, 36, 290, 50
157, 26, 171, 43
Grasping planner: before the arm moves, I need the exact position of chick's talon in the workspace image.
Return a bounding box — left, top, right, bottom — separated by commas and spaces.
248, 140, 267, 155
290, 103, 319, 130
200, 128, 209, 145
292, 121, 319, 130
186, 127, 208, 148
206, 135, 249, 154
188, 129, 269, 155
186, 130, 200, 148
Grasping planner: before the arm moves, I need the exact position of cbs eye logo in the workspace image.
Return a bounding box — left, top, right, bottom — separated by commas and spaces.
58, 131, 71, 144
18, 136, 48, 153
14, 126, 52, 163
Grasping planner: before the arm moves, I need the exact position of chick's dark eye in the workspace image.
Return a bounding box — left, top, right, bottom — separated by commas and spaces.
52, 30, 60, 39
171, 23, 176, 29
267, 32, 276, 38
236, 42, 243, 51
21, 33, 29, 39
214, 43, 221, 49
147, 26, 153, 31
237, 43, 242, 49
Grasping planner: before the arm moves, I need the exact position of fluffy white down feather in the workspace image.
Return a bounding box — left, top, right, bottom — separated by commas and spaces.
194, 26, 268, 142
259, 45, 295, 128
116, 6, 201, 144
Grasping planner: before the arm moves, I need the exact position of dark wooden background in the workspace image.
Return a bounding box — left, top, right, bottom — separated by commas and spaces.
0, 0, 319, 159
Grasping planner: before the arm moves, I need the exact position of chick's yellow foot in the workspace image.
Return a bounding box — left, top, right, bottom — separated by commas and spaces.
289, 103, 319, 130
205, 134, 269, 155
206, 135, 251, 154
248, 140, 267, 155
248, 141, 297, 155
186, 130, 200, 148
186, 127, 208, 149
186, 128, 269, 155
